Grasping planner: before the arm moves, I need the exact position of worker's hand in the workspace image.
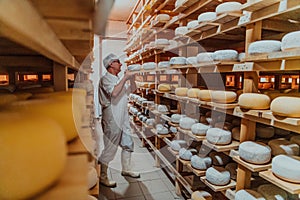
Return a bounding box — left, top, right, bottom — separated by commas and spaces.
124, 70, 134, 80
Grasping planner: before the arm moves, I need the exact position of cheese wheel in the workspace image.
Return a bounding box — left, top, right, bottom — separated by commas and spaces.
197, 52, 214, 62
235, 189, 266, 200
175, 87, 188, 96
170, 56, 187, 65
215, 2, 242, 14
157, 105, 168, 112
142, 62, 157, 70
272, 155, 300, 183
232, 126, 240, 141
175, 0, 185, 7
186, 56, 198, 64
211, 91, 237, 103
175, 26, 188, 36
198, 12, 217, 22
238, 93, 271, 109
290, 135, 300, 146
158, 61, 170, 68
179, 148, 197, 161
191, 191, 212, 200
155, 14, 170, 22
271, 97, 300, 117
170, 140, 188, 152
171, 114, 182, 124
88, 167, 98, 189
281, 31, 300, 51
206, 166, 230, 186
198, 90, 212, 101
213, 50, 238, 61
275, 128, 290, 136
225, 162, 237, 180
268, 138, 299, 156
87, 195, 98, 200
191, 123, 210, 136
238, 52, 246, 61
169, 126, 177, 134
179, 116, 197, 130
257, 184, 288, 200
0, 94, 17, 106
155, 38, 169, 46
156, 124, 169, 135
158, 83, 171, 92
146, 118, 155, 126
187, 20, 199, 29
128, 64, 141, 71
0, 113, 66, 199
239, 141, 271, 164
248, 40, 281, 54
187, 88, 201, 98
256, 126, 274, 139
206, 128, 232, 145
209, 152, 230, 166
191, 155, 212, 170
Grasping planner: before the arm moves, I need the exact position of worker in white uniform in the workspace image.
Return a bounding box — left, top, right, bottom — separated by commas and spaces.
98, 53, 140, 187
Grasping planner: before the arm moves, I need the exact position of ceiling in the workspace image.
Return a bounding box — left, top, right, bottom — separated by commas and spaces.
108, 0, 140, 21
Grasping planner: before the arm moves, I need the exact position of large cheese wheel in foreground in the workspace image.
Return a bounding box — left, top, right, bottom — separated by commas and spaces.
238, 93, 271, 109
206, 166, 230, 186
281, 30, 300, 51
0, 113, 66, 199
272, 155, 300, 183
271, 97, 300, 117
211, 91, 237, 103
235, 189, 266, 200
257, 184, 287, 200
248, 40, 281, 54
239, 141, 271, 164
206, 128, 232, 145
268, 138, 299, 156
175, 87, 188, 96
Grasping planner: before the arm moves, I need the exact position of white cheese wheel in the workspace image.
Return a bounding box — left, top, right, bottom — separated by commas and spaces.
272, 155, 300, 183
213, 50, 238, 61
170, 140, 188, 152
281, 31, 300, 51
186, 56, 198, 64
155, 38, 170, 45
238, 93, 271, 110
187, 20, 199, 29
146, 118, 155, 126
155, 14, 170, 22
171, 114, 182, 123
158, 83, 171, 92
0, 113, 66, 199
128, 64, 141, 71
215, 2, 242, 14
271, 97, 300, 117
168, 40, 177, 48
239, 141, 271, 164
158, 61, 170, 68
198, 90, 212, 101
88, 167, 98, 189
211, 91, 237, 103
248, 40, 281, 54
191, 123, 210, 136
157, 105, 169, 112
232, 126, 240, 141
206, 128, 232, 145
142, 62, 157, 70
169, 126, 177, 134
257, 184, 288, 200
268, 138, 299, 156
175, 26, 189, 36
170, 56, 187, 65
142, 116, 148, 122
197, 52, 214, 62
290, 135, 300, 146
275, 128, 290, 136
179, 148, 197, 161
238, 52, 246, 61
191, 155, 212, 170
187, 88, 201, 98
175, 87, 189, 96
175, 0, 185, 7
179, 116, 197, 130
209, 152, 230, 166
256, 126, 275, 139
206, 166, 231, 186
191, 191, 212, 200
235, 189, 266, 200
156, 124, 169, 135
198, 12, 217, 22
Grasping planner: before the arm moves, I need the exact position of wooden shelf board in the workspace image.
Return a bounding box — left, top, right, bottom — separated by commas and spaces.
178, 157, 191, 166
151, 128, 173, 138
202, 140, 240, 152
259, 169, 300, 194
168, 121, 180, 127
178, 127, 206, 141
200, 176, 236, 192
233, 156, 271, 172
213, 13, 242, 24
151, 20, 167, 28
186, 163, 206, 177
241, 0, 281, 12
36, 155, 88, 200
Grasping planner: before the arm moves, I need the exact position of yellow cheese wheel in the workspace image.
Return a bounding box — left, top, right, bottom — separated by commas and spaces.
271, 96, 300, 117
0, 113, 66, 199
0, 94, 17, 106
158, 84, 171, 92
211, 91, 237, 103
187, 88, 201, 98
198, 90, 212, 101
238, 93, 270, 109
175, 87, 188, 96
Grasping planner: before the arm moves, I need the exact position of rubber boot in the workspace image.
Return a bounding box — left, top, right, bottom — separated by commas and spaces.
100, 163, 117, 187
121, 150, 140, 178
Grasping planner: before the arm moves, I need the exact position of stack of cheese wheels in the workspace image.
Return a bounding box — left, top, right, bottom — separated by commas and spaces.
256, 125, 274, 139
0, 93, 17, 106
211, 91, 237, 103
272, 155, 300, 183
213, 50, 238, 61
231, 126, 240, 141
281, 30, 300, 51
179, 148, 197, 160
0, 113, 66, 199
179, 116, 197, 130
142, 62, 156, 70
155, 14, 170, 22
225, 163, 237, 180
128, 64, 141, 71
175, 87, 188, 96
175, 26, 188, 36
257, 184, 287, 200
170, 56, 187, 65
238, 93, 271, 109
88, 167, 98, 189
171, 114, 182, 124
215, 2, 242, 14
187, 20, 199, 29
197, 52, 214, 62
268, 138, 299, 156
209, 151, 230, 166
235, 189, 266, 200
170, 140, 188, 152
290, 135, 300, 146
198, 90, 213, 101
198, 12, 217, 22
206, 166, 231, 186
271, 97, 300, 117
187, 88, 200, 98
158, 61, 170, 68
206, 128, 232, 145
191, 123, 210, 136
191, 191, 212, 200
191, 155, 212, 170
239, 141, 271, 164
158, 83, 171, 92
248, 40, 281, 54
186, 56, 198, 65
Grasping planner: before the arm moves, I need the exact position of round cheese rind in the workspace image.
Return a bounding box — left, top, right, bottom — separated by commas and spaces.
272, 155, 300, 183
198, 90, 212, 101
156, 124, 169, 135
157, 105, 169, 113
128, 64, 141, 71
171, 114, 182, 124
179, 116, 197, 130
191, 123, 210, 136
239, 141, 271, 164
175, 87, 189, 96
206, 166, 230, 186
271, 97, 300, 117
238, 93, 271, 109
170, 57, 187, 65
213, 50, 238, 61
187, 88, 201, 98
197, 52, 214, 62
158, 61, 170, 68
211, 91, 237, 103
179, 148, 197, 161
215, 2, 242, 14
142, 62, 157, 70
170, 140, 188, 152
186, 56, 198, 64
281, 31, 300, 51
235, 189, 266, 200
191, 155, 212, 170
206, 128, 232, 145
88, 167, 98, 189
158, 83, 171, 92
198, 12, 217, 22
209, 152, 230, 166
155, 14, 170, 22
248, 40, 281, 54
187, 20, 199, 29
257, 184, 288, 200
175, 27, 188, 36
268, 138, 299, 156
